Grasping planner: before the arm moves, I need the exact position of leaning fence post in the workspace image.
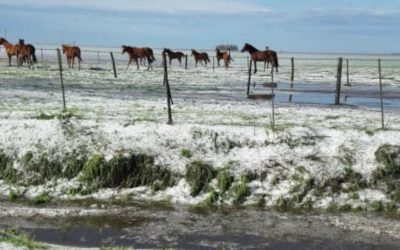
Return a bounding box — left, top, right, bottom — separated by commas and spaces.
289, 57, 294, 102
56, 49, 66, 110
247, 60, 252, 95
162, 52, 173, 125
378, 59, 385, 129
335, 57, 343, 105
110, 52, 117, 78
185, 55, 188, 69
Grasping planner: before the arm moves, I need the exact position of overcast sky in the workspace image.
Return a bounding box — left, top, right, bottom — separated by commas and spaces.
0, 0, 399, 53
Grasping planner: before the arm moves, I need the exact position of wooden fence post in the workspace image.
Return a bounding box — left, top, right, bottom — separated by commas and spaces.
185, 55, 188, 69
378, 59, 385, 129
271, 66, 275, 129
289, 57, 294, 102
56, 49, 66, 110
345, 59, 350, 86
163, 52, 173, 125
212, 56, 215, 72
247, 60, 252, 95
335, 57, 343, 105
110, 52, 117, 78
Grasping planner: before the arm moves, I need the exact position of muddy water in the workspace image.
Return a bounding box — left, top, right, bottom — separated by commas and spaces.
1, 202, 400, 249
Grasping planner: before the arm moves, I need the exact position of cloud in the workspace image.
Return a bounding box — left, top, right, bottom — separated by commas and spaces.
1, 0, 270, 14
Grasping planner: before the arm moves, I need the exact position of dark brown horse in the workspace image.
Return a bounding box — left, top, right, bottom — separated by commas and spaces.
0, 38, 19, 66
62, 44, 82, 70
122, 45, 155, 70
16, 39, 37, 68
241, 43, 279, 73
216, 48, 233, 70
191, 49, 210, 67
163, 48, 185, 66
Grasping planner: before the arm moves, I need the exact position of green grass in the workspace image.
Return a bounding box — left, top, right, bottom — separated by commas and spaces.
8, 189, 23, 201
32, 193, 51, 205
180, 148, 192, 158
185, 161, 216, 196
0, 229, 47, 249
80, 152, 176, 191
217, 170, 234, 193
233, 175, 250, 204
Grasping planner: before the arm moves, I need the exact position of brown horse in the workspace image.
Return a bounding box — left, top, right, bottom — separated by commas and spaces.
241, 43, 279, 73
62, 44, 82, 70
16, 39, 37, 68
216, 48, 233, 70
191, 49, 210, 67
163, 48, 185, 66
0, 37, 19, 66
122, 45, 155, 70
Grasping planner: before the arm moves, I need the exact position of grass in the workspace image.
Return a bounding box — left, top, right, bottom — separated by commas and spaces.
185, 161, 216, 196
80, 152, 176, 191
372, 144, 400, 201
180, 148, 192, 158
32, 193, 51, 205
0, 229, 47, 249
24, 153, 63, 185
232, 175, 250, 204
8, 189, 23, 201
0, 151, 17, 183
217, 169, 234, 193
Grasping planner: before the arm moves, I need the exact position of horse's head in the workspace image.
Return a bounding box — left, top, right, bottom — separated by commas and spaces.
0, 38, 5, 45
121, 45, 128, 54
191, 49, 196, 56
240, 43, 250, 53
62, 44, 67, 53
19, 39, 25, 45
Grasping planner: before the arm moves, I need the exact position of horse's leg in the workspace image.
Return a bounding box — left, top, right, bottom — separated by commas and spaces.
178, 58, 181, 67
72, 57, 75, 69
78, 56, 81, 71
127, 57, 131, 69
136, 58, 139, 70
8, 54, 11, 67
254, 60, 257, 74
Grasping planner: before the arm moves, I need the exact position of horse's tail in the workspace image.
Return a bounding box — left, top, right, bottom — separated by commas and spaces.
31, 46, 37, 64
77, 49, 83, 61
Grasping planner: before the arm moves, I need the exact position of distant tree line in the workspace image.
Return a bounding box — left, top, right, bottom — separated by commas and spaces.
215, 44, 238, 51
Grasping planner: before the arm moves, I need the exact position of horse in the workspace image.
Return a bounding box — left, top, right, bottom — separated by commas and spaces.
163, 48, 185, 66
16, 39, 37, 68
191, 49, 210, 67
216, 48, 233, 70
62, 44, 82, 70
241, 43, 279, 74
122, 45, 155, 70
0, 37, 19, 66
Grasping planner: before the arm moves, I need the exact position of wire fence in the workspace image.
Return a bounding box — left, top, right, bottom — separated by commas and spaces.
0, 46, 399, 129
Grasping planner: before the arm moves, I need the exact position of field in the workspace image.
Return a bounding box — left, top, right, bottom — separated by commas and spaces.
0, 47, 400, 248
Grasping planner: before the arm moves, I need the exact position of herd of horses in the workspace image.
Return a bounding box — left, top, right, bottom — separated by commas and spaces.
0, 38, 279, 73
